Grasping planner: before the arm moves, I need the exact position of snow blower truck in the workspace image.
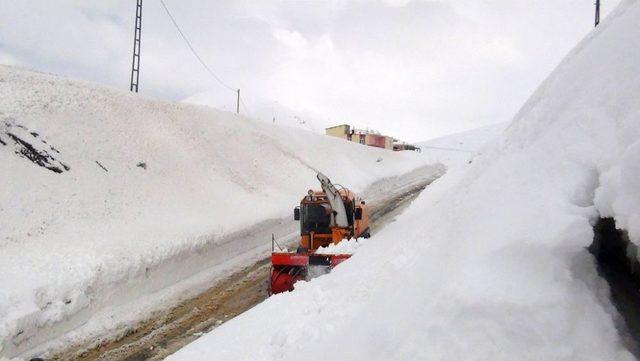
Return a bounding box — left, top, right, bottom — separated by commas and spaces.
270, 172, 370, 294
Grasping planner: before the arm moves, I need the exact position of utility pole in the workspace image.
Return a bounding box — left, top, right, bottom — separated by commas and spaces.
130, 0, 143, 92
595, 0, 601, 27
236, 89, 240, 114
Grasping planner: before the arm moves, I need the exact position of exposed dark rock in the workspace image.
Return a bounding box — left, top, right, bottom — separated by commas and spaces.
590, 218, 640, 358
5, 132, 69, 173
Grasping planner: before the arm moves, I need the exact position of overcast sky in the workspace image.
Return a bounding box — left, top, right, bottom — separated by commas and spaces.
0, 0, 621, 141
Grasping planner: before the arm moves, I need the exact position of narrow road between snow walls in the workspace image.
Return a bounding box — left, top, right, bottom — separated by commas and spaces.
28, 165, 444, 361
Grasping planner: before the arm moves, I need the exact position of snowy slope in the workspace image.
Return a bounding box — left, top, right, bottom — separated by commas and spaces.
417, 122, 507, 168
0, 66, 435, 358
168, 1, 640, 360
185, 90, 326, 134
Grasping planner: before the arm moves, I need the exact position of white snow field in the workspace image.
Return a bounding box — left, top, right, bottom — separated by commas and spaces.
417, 122, 508, 168
0, 65, 439, 358
168, 1, 640, 360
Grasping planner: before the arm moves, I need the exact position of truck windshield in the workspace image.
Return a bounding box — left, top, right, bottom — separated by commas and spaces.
301, 203, 331, 234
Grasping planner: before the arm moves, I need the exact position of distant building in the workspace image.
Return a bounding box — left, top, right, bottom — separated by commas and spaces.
325, 124, 351, 138
325, 124, 394, 150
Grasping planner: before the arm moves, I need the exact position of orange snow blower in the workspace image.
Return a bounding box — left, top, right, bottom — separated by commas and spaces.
270, 172, 370, 294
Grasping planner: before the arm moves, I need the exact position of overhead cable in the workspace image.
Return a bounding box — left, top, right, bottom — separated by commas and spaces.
159, 0, 237, 93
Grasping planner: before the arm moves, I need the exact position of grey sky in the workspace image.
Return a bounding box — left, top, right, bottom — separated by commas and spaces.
0, 0, 620, 141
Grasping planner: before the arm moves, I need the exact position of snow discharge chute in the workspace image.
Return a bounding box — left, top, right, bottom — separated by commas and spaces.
316, 172, 349, 228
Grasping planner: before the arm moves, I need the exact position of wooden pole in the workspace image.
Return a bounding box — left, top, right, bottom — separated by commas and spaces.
236, 89, 240, 114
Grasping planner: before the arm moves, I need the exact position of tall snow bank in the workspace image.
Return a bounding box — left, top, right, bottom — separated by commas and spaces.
168, 1, 640, 359
0, 66, 432, 356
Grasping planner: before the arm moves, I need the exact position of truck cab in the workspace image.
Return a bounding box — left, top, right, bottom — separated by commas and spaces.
294, 189, 370, 251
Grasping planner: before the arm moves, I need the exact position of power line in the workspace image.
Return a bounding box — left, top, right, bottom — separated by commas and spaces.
158, 0, 236, 93
420, 145, 476, 153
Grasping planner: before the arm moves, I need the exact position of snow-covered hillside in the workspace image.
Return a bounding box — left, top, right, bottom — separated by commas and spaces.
418, 122, 507, 167
168, 0, 640, 360
0, 66, 435, 358
184, 90, 326, 134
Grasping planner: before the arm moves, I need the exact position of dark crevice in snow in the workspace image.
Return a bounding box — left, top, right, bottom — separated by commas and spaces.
589, 218, 640, 359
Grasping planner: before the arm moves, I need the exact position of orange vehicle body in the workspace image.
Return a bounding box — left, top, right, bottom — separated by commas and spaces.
298, 189, 370, 251
270, 186, 370, 294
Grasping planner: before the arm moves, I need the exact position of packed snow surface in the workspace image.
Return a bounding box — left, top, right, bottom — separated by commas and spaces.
168, 1, 640, 360
314, 238, 363, 255
0, 65, 434, 358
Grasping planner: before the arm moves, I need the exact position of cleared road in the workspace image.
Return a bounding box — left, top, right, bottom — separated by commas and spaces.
50, 166, 442, 361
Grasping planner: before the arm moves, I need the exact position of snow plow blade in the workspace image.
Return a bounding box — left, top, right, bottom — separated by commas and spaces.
270, 252, 351, 294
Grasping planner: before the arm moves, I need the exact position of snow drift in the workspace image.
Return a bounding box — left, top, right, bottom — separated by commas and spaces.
168, 1, 640, 360
417, 122, 507, 168
0, 66, 434, 358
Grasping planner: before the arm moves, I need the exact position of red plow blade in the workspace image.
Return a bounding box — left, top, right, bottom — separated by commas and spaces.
270, 252, 352, 294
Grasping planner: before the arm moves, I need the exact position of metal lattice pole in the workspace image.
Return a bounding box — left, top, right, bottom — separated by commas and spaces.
130, 0, 143, 92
